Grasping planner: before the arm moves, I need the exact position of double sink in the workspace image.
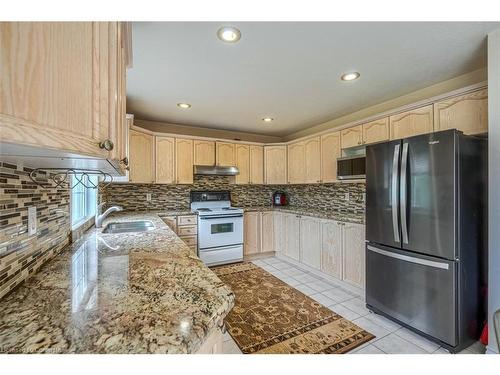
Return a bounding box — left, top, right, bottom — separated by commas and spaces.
102, 220, 155, 234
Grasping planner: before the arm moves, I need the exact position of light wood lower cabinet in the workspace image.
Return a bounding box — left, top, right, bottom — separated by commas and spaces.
299, 216, 321, 269
194, 140, 215, 166
175, 138, 194, 184
264, 145, 287, 184
434, 89, 488, 135
155, 136, 175, 184
161, 214, 198, 255
284, 213, 300, 260
320, 220, 343, 279
390, 105, 434, 140
273, 212, 285, 254
129, 129, 154, 183
261, 211, 275, 253
342, 222, 366, 289
244, 212, 261, 255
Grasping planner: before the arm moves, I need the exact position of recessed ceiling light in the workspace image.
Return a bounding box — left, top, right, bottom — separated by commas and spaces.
341, 72, 360, 81
217, 26, 241, 43
262, 117, 274, 123
177, 103, 191, 109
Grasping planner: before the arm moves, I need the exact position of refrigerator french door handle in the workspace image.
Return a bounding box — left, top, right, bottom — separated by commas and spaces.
400, 142, 409, 244
392, 144, 401, 243
367, 245, 449, 270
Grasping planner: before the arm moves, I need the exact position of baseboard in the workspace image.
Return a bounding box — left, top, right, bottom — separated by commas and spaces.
275, 253, 365, 298
244, 251, 275, 261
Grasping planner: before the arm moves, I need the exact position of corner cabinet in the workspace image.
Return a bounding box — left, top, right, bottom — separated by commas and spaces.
0, 22, 130, 165
434, 89, 488, 135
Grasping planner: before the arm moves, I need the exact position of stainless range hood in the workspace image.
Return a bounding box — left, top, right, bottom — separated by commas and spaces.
193, 165, 239, 176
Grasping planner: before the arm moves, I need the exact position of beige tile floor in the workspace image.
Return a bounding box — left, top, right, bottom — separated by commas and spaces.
221, 255, 486, 355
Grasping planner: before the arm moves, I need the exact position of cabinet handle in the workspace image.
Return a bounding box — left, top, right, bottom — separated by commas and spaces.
120, 157, 129, 166
99, 139, 114, 151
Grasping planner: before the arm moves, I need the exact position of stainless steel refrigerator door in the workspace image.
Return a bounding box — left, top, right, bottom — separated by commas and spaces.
366, 243, 457, 346
366, 140, 402, 248
401, 131, 457, 259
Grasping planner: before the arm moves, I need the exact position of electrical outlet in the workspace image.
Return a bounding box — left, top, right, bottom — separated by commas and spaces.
344, 192, 350, 201
146, 193, 152, 202
28, 206, 37, 235
362, 193, 366, 202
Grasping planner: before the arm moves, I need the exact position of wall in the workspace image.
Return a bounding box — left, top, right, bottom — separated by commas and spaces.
0, 161, 71, 299
100, 175, 365, 215
487, 29, 500, 354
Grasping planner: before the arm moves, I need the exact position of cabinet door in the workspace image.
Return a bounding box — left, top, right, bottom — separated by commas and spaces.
244, 212, 261, 255
235, 144, 250, 184
362, 117, 389, 145
155, 136, 175, 184
216, 141, 235, 166
129, 129, 154, 183
249, 145, 264, 184
321, 220, 343, 279
390, 105, 433, 140
194, 140, 215, 166
299, 216, 321, 269
434, 89, 488, 135
175, 138, 194, 184
343, 223, 366, 289
287, 141, 305, 184
264, 145, 287, 184
304, 137, 321, 184
0, 22, 122, 159
273, 212, 285, 254
341, 125, 363, 149
261, 211, 275, 253
321, 132, 341, 183
284, 214, 300, 261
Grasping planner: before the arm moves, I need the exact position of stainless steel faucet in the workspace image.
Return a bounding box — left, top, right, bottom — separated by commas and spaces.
95, 202, 123, 228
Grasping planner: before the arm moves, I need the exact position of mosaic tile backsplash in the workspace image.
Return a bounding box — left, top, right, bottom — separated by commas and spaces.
101, 175, 365, 215
0, 162, 70, 299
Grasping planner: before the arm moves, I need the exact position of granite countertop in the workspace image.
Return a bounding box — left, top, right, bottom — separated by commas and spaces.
240, 206, 365, 224
0, 212, 234, 354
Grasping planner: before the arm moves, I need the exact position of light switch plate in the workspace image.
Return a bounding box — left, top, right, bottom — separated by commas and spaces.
344, 192, 350, 201
28, 206, 37, 236
146, 193, 152, 202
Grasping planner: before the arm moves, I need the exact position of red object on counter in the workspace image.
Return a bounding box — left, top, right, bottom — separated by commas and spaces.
480, 323, 488, 345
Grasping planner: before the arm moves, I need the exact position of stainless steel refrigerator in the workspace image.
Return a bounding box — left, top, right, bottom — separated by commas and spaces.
365, 129, 487, 353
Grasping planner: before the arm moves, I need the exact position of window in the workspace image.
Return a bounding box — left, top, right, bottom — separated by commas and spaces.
71, 175, 98, 228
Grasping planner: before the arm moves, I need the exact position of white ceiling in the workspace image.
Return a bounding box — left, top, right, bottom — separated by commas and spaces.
127, 22, 499, 137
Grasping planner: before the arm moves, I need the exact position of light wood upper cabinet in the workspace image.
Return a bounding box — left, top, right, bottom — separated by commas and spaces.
362, 117, 389, 145
129, 129, 154, 183
261, 211, 275, 253
434, 89, 488, 135
216, 141, 235, 166
264, 145, 287, 184
175, 138, 194, 184
244, 212, 261, 255
390, 105, 433, 140
343, 223, 365, 289
321, 132, 341, 183
235, 144, 250, 184
155, 136, 175, 184
287, 141, 305, 184
321, 220, 343, 279
284, 214, 300, 261
193, 140, 215, 166
304, 137, 321, 184
0, 22, 127, 161
341, 125, 363, 149
249, 145, 264, 184
299, 216, 321, 269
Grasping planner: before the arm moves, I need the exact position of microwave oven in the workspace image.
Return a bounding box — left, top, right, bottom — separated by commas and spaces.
337, 155, 366, 180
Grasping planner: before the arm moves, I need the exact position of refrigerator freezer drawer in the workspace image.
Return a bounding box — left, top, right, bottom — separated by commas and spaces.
366, 243, 457, 346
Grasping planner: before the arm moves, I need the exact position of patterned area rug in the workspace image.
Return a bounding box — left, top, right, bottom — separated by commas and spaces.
213, 262, 374, 354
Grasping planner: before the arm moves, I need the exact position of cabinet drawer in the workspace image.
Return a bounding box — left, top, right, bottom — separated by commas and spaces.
177, 215, 197, 225
178, 225, 197, 236
180, 235, 198, 246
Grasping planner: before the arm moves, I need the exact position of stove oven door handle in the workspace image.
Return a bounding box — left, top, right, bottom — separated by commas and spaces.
199, 214, 244, 220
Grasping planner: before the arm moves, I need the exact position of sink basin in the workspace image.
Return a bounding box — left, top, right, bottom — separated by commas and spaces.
102, 220, 155, 234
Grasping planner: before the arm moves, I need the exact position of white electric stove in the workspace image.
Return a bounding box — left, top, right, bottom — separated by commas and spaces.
190, 191, 244, 266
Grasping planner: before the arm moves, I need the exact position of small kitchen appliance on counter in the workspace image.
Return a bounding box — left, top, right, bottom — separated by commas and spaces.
272, 191, 288, 206
190, 191, 244, 267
